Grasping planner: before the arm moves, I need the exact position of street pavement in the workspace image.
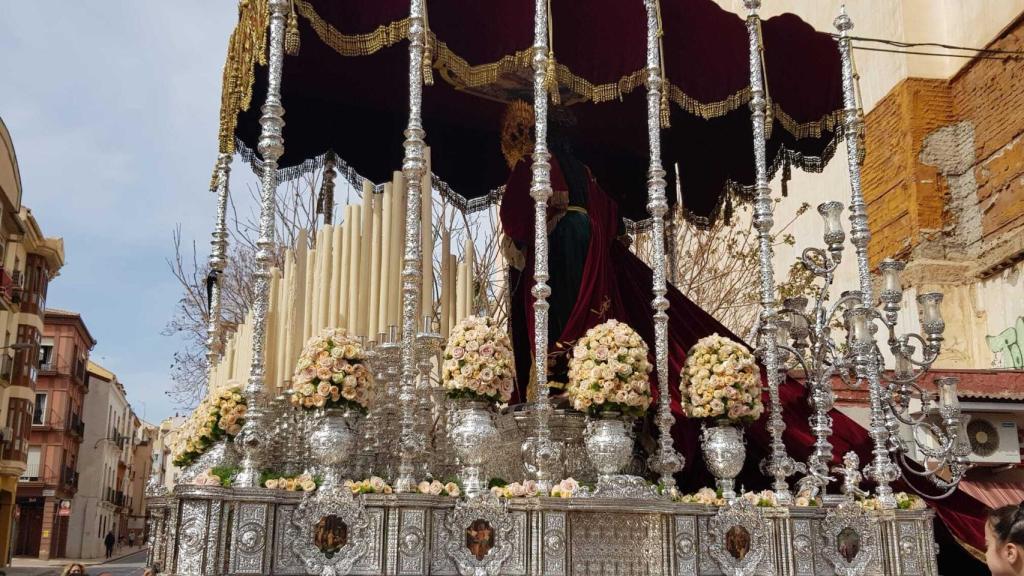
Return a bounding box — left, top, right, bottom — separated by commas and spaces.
3, 549, 149, 576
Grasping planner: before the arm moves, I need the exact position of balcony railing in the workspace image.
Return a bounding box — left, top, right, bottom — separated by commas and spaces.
68, 415, 85, 437
0, 268, 13, 306
61, 466, 79, 488
0, 355, 12, 383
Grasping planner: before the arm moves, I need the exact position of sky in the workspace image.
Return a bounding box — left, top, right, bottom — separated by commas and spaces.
0, 2, 245, 424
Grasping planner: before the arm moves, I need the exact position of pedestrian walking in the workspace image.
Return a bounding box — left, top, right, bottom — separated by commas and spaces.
104, 530, 115, 559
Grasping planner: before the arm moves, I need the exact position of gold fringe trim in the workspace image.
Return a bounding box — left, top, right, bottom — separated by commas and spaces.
216, 0, 269, 173
242, 1, 841, 148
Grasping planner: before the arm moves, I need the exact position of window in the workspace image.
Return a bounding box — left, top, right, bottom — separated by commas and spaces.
21, 446, 40, 480
39, 339, 53, 370
33, 393, 46, 425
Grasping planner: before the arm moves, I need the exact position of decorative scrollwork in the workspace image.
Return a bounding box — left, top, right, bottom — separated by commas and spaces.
707, 499, 773, 576
290, 486, 371, 576
820, 502, 878, 576
443, 494, 516, 576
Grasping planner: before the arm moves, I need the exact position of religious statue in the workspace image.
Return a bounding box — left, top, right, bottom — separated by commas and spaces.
831, 451, 869, 500
465, 519, 495, 561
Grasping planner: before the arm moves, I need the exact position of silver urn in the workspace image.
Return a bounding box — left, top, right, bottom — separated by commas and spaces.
584, 414, 634, 479
308, 407, 360, 489
448, 400, 498, 497
701, 421, 745, 500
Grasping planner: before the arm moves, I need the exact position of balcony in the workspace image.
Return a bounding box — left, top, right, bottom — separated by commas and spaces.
61, 466, 79, 489
0, 268, 13, 309
68, 415, 85, 438
0, 355, 12, 384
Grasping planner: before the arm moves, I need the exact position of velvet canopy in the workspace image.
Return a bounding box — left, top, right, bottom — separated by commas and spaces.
221, 0, 844, 224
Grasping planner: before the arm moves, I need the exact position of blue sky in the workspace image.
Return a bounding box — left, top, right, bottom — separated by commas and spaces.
0, 2, 245, 424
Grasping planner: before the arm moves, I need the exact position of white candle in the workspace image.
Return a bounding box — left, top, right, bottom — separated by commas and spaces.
389, 171, 405, 328
317, 225, 333, 333
358, 181, 374, 337
346, 205, 361, 334
440, 227, 451, 338
278, 249, 295, 387
448, 254, 458, 330
291, 229, 309, 373
379, 183, 394, 334
303, 246, 316, 343
274, 264, 289, 390
265, 267, 280, 388
455, 261, 467, 325
464, 234, 475, 318
329, 222, 343, 327
421, 147, 433, 319
368, 185, 383, 340
336, 214, 350, 329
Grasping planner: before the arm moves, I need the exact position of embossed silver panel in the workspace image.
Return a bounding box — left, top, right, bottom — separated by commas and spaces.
177, 499, 209, 576
232, 502, 271, 574
569, 512, 665, 576
673, 514, 698, 576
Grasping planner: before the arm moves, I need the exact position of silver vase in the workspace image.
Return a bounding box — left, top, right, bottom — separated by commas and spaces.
701, 421, 745, 501
448, 400, 498, 498
584, 413, 652, 498
308, 407, 359, 489
178, 440, 240, 484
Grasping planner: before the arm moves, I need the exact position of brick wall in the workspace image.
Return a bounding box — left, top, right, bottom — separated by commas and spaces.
862, 14, 1024, 267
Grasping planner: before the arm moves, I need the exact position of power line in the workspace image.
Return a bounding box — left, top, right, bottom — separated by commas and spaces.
851, 45, 1020, 61
827, 33, 1024, 61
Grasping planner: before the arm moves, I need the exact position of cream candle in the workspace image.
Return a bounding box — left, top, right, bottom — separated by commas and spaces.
358, 181, 374, 337
379, 182, 394, 332
390, 170, 406, 328
346, 204, 362, 333
368, 185, 383, 340
463, 234, 475, 318
303, 246, 316, 343
318, 224, 334, 333
421, 147, 433, 319
440, 228, 451, 337
329, 222, 343, 327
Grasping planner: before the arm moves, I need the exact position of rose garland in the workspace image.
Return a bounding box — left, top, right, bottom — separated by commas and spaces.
173, 386, 247, 467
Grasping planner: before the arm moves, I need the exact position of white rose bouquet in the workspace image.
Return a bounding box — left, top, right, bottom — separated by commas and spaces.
441, 316, 515, 404
680, 333, 763, 424
291, 328, 373, 412
263, 472, 317, 492
566, 319, 652, 418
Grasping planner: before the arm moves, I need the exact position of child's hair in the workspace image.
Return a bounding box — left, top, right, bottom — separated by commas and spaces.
989, 503, 1024, 546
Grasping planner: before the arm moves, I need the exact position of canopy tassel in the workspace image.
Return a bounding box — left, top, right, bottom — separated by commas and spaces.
544, 0, 560, 104
723, 192, 734, 226
657, 0, 670, 128
781, 155, 791, 197
422, 0, 435, 85
756, 18, 772, 139
285, 0, 301, 56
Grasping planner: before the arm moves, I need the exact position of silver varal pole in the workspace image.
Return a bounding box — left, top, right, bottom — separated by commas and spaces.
394, 0, 427, 493
744, 0, 795, 504
528, 0, 559, 492
835, 6, 899, 509
206, 152, 232, 372
235, 0, 289, 487
642, 0, 683, 490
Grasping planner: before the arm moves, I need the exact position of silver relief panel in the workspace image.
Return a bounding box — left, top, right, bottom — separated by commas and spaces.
177, 499, 209, 576
707, 500, 775, 576
542, 511, 568, 576
204, 500, 224, 575
232, 502, 271, 574
274, 504, 305, 575
569, 512, 665, 576
674, 514, 699, 576
399, 508, 428, 575
896, 520, 922, 576
790, 518, 818, 576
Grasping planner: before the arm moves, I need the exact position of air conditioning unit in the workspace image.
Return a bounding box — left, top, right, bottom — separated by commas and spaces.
0, 426, 13, 444
964, 414, 1021, 465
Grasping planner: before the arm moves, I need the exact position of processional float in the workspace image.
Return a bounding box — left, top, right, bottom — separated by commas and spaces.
147, 1, 977, 575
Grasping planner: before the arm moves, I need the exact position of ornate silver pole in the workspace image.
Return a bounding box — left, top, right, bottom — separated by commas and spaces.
744, 0, 794, 504
642, 0, 683, 490
206, 152, 232, 370
528, 0, 559, 492
394, 0, 427, 493
234, 0, 289, 487
835, 6, 899, 509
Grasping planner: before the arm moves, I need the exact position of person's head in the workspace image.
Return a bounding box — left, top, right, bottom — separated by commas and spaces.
987, 503, 1024, 576
62, 563, 86, 576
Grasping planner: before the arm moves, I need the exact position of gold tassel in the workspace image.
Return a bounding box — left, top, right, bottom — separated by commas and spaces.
421, 0, 434, 85
656, 0, 670, 128
660, 85, 671, 128
545, 51, 560, 105
285, 1, 300, 56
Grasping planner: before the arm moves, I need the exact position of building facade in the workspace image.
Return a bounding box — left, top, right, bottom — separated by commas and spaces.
128, 422, 156, 545
14, 309, 94, 559
152, 415, 185, 492
65, 362, 140, 559
0, 116, 65, 565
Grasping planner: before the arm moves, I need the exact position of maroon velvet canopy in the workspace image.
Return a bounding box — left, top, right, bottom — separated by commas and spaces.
224, 0, 843, 224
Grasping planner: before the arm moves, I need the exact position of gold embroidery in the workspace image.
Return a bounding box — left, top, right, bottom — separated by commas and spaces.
217, 0, 269, 160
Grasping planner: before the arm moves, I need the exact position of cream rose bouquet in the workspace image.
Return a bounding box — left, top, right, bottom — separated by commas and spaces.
172, 386, 247, 467
681, 333, 763, 424
441, 316, 515, 404
291, 328, 373, 412
566, 319, 652, 418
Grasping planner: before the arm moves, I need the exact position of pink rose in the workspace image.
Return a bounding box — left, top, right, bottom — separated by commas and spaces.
479, 344, 495, 357
452, 347, 465, 360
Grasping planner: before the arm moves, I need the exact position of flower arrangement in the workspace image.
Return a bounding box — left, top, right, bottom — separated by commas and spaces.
441, 316, 515, 404
489, 480, 540, 499
549, 478, 581, 498
344, 476, 393, 495
417, 480, 461, 497
291, 328, 373, 412
192, 466, 237, 487
173, 386, 248, 467
566, 319, 653, 418
680, 333, 763, 423
263, 472, 318, 492
857, 492, 925, 511
674, 487, 818, 508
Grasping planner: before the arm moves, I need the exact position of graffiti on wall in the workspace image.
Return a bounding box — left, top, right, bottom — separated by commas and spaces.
988, 316, 1024, 369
